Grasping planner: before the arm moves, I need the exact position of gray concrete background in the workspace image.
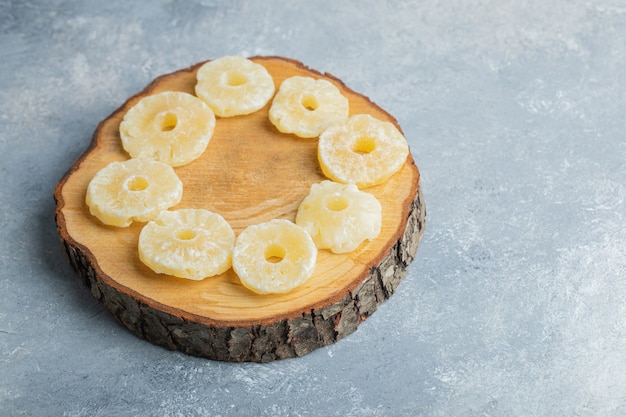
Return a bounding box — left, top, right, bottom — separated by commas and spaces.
2, 1, 626, 416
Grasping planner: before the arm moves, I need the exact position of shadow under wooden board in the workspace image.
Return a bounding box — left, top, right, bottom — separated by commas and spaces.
54, 56, 426, 362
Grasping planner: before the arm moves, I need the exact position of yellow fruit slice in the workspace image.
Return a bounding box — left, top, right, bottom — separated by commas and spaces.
85, 158, 183, 227
138, 209, 235, 280
268, 76, 349, 138
318, 114, 409, 188
119, 91, 216, 167
195, 56, 275, 117
295, 180, 382, 253
232, 219, 317, 294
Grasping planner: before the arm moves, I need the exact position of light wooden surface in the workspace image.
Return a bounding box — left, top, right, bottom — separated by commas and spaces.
56, 56, 420, 327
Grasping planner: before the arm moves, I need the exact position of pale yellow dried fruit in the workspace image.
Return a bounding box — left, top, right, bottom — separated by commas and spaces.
268, 76, 349, 138
318, 114, 409, 188
296, 180, 382, 253
138, 209, 235, 280
195, 56, 275, 117
119, 91, 216, 167
86, 158, 183, 227
232, 219, 317, 294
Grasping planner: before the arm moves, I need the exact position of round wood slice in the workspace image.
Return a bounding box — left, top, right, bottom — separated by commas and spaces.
54, 56, 426, 362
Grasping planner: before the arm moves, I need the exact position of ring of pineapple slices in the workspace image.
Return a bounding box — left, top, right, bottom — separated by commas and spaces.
85, 158, 183, 227
55, 56, 425, 362
119, 91, 216, 167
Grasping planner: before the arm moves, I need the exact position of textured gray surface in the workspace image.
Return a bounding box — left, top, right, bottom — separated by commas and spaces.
1, 0, 626, 416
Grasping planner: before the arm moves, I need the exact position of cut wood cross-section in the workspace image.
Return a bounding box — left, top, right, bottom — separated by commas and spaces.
54, 56, 426, 362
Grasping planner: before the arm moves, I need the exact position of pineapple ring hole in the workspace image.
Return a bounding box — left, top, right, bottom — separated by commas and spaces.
301, 94, 319, 111
156, 111, 178, 132
126, 176, 149, 191
324, 195, 349, 211
264, 243, 286, 263
175, 229, 197, 241
226, 72, 248, 87
352, 136, 377, 155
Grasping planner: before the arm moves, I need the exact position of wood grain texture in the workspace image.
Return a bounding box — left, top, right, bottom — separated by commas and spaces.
54, 56, 426, 361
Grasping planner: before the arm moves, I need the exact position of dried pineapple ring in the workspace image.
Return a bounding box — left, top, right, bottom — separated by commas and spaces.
296, 180, 382, 254
138, 209, 235, 280
119, 91, 216, 167
318, 114, 409, 188
195, 56, 275, 117
268, 76, 349, 138
86, 158, 183, 227
232, 219, 317, 294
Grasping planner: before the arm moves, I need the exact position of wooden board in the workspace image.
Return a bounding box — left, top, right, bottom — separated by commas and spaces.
54, 56, 426, 362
